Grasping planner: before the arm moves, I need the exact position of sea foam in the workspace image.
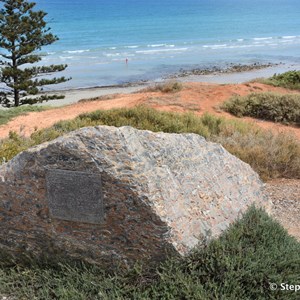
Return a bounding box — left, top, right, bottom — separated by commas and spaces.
63, 49, 90, 54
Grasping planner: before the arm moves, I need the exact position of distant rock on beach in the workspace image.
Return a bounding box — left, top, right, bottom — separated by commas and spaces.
0, 126, 269, 267
167, 62, 278, 79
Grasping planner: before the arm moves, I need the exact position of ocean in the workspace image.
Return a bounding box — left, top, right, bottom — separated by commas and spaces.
34, 0, 300, 90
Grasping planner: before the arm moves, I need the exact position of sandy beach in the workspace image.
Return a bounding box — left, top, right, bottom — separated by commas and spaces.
29, 63, 300, 107
41, 84, 146, 107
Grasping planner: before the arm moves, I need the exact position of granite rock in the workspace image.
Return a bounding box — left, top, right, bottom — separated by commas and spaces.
0, 126, 269, 267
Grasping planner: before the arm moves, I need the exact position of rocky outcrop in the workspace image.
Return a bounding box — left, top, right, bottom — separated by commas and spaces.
0, 126, 269, 267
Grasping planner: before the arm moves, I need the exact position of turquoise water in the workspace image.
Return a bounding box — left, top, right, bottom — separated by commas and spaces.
34, 0, 300, 89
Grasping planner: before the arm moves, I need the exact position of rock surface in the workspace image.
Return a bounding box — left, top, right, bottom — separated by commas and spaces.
0, 126, 269, 267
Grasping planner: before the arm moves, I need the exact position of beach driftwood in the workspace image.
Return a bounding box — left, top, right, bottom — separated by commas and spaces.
0, 126, 269, 267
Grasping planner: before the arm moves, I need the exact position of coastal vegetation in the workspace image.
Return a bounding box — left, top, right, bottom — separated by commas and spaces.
1, 206, 299, 299
0, 106, 299, 180
0, 0, 69, 107
222, 92, 300, 126
141, 80, 183, 93
259, 70, 300, 90
0, 105, 50, 125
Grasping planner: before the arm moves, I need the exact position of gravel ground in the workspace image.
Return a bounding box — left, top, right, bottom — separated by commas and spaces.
265, 179, 300, 241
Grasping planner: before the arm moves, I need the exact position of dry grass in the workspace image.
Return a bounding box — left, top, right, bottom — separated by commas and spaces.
78, 93, 121, 103
140, 80, 183, 93
1, 106, 299, 180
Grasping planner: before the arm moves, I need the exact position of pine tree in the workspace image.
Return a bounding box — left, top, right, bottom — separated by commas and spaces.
0, 0, 70, 107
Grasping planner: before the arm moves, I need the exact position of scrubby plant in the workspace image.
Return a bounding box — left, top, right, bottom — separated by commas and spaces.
222, 92, 300, 126
213, 129, 300, 180
1, 106, 299, 180
0, 130, 31, 163
141, 80, 183, 93
258, 70, 300, 90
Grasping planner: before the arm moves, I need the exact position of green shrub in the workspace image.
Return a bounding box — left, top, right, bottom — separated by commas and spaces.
175, 206, 300, 300
222, 92, 300, 126
0, 207, 299, 299
1, 106, 299, 180
259, 70, 300, 90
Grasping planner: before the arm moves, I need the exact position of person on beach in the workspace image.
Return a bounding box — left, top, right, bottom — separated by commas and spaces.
125, 58, 128, 64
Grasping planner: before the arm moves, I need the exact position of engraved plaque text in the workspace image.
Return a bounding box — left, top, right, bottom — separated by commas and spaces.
46, 169, 103, 224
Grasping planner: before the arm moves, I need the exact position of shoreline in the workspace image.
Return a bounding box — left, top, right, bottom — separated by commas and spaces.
31, 62, 300, 107
165, 62, 279, 79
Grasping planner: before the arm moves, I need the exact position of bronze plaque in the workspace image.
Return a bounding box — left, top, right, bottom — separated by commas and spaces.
46, 169, 103, 224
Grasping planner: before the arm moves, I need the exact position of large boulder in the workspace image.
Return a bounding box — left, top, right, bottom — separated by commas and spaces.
0, 126, 269, 267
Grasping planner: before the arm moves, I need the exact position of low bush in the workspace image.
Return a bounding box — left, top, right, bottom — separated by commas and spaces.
141, 80, 183, 93
0, 207, 299, 299
260, 70, 300, 90
222, 92, 300, 126
1, 106, 299, 180
0, 131, 32, 164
